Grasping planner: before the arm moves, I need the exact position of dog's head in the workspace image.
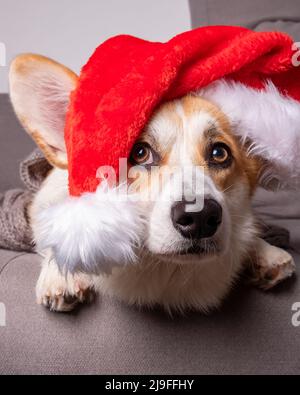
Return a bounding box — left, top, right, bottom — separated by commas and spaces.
127, 96, 260, 264
9, 54, 299, 272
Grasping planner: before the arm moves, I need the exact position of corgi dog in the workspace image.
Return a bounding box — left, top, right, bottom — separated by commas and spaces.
9, 54, 296, 313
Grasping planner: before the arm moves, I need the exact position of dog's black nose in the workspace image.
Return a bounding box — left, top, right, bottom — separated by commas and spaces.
171, 199, 222, 239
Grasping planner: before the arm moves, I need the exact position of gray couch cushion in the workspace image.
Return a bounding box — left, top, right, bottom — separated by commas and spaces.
0, 250, 25, 273
254, 189, 300, 254
0, 248, 299, 375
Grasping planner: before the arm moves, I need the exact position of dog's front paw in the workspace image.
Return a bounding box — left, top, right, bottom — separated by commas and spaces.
36, 261, 95, 312
251, 239, 296, 291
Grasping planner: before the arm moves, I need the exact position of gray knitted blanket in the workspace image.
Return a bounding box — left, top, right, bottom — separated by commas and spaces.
0, 149, 290, 252
0, 149, 52, 252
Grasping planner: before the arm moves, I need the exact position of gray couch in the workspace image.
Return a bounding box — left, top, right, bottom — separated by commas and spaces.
1, 0, 300, 375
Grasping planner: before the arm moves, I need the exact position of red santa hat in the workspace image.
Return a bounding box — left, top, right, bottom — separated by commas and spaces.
37, 26, 300, 274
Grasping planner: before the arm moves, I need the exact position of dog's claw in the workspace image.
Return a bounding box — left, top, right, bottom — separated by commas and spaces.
36, 265, 96, 313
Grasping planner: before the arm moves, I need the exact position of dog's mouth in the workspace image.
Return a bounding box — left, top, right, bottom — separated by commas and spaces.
155, 239, 221, 263
178, 240, 219, 256
179, 245, 205, 255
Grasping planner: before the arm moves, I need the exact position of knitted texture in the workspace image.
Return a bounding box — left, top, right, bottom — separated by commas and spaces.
19, 148, 52, 193
0, 149, 52, 252
0, 189, 33, 252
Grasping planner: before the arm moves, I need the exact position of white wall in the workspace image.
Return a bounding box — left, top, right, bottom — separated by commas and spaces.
0, 0, 191, 92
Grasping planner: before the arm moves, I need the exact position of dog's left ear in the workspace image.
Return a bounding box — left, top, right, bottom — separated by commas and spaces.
201, 80, 300, 191
9, 54, 78, 169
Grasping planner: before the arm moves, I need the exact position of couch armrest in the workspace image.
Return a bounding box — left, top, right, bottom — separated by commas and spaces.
189, 0, 300, 40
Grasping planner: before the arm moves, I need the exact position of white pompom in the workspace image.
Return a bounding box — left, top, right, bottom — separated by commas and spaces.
36, 182, 145, 274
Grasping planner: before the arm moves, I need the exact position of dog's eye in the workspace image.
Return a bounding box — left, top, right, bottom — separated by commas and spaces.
209, 143, 232, 166
130, 142, 154, 165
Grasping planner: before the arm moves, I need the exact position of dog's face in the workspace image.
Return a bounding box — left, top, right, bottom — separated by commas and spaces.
9, 54, 261, 268
128, 96, 260, 263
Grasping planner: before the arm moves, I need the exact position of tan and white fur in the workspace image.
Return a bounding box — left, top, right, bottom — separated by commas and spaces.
9, 54, 296, 313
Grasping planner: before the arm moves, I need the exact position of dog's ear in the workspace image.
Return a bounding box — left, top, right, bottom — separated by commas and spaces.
9, 54, 78, 169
